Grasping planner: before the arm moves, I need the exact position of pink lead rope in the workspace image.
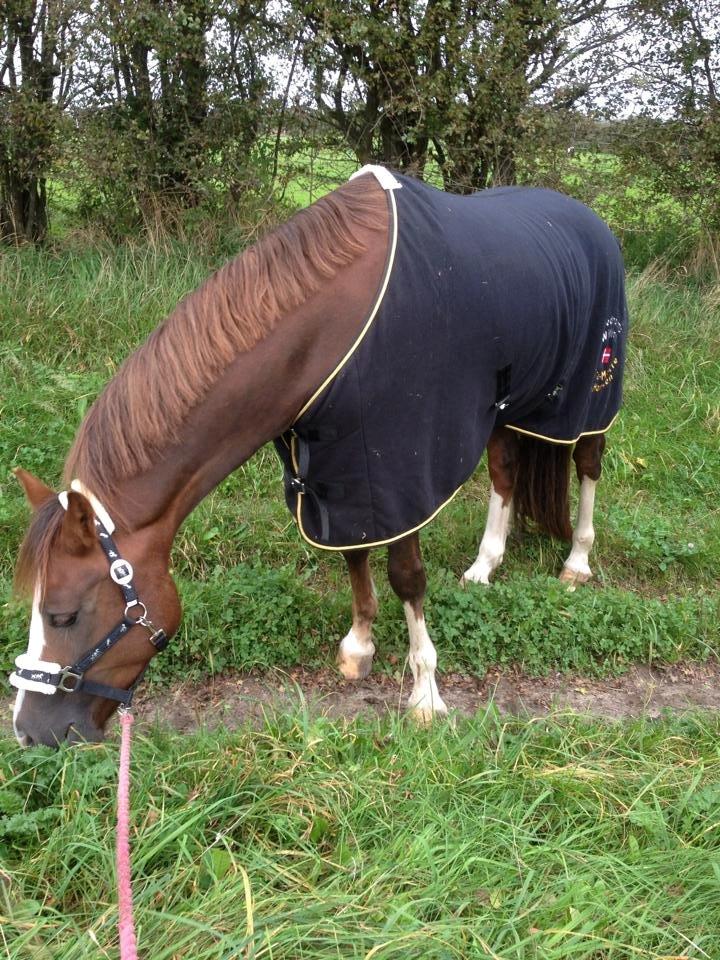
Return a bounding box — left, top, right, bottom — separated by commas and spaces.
117, 709, 139, 960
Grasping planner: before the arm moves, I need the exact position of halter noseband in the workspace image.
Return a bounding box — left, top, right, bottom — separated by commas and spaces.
9, 487, 168, 707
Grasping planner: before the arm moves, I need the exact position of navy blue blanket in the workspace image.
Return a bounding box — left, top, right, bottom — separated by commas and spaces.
275, 171, 627, 550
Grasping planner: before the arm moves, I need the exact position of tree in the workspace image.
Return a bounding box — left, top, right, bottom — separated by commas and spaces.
298, 0, 450, 175
296, 0, 621, 191
0, 0, 82, 242
432, 0, 614, 191
75, 0, 275, 224
614, 0, 720, 230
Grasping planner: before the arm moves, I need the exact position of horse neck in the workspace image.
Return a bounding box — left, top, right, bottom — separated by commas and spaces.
108, 227, 389, 545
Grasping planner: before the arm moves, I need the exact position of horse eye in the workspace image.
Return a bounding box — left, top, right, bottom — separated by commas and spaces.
49, 612, 78, 629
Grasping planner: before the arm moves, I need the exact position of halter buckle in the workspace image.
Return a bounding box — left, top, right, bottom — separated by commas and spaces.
58, 667, 83, 693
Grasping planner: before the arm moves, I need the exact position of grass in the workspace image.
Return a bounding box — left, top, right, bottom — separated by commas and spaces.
0, 244, 718, 680
2, 706, 719, 958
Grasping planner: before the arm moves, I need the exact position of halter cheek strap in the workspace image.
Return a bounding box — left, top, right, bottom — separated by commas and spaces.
9, 487, 168, 706
61, 479, 117, 534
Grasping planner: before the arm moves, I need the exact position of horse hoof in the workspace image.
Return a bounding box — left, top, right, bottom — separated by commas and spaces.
559, 567, 591, 588
337, 652, 374, 681
461, 566, 491, 586
407, 698, 449, 725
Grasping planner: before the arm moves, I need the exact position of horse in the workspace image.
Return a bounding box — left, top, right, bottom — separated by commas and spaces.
9, 165, 627, 746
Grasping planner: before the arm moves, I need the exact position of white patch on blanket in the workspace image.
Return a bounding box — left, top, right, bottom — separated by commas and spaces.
350, 165, 402, 191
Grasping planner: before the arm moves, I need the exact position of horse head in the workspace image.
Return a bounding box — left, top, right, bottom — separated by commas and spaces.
10, 469, 181, 747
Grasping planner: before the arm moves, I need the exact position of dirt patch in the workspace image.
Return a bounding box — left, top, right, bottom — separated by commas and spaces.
124, 660, 720, 733
4, 662, 719, 738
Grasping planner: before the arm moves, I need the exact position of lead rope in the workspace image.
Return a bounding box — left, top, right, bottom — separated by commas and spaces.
117, 708, 139, 960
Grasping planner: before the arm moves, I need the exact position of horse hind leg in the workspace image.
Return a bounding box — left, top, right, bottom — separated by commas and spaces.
560, 434, 606, 587
463, 428, 519, 585
387, 533, 448, 722
337, 549, 378, 680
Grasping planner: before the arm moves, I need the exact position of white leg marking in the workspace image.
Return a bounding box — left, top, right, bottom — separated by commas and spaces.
337, 627, 376, 680
403, 602, 447, 722
337, 578, 377, 680
13, 583, 46, 745
462, 486, 512, 585
561, 477, 597, 585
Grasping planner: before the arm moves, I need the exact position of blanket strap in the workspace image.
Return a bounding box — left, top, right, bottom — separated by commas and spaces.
289, 429, 345, 542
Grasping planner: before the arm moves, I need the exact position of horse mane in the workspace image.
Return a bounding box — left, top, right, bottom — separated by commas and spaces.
63, 177, 387, 517
15, 496, 66, 598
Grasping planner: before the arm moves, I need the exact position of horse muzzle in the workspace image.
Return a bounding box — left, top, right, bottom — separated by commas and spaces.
13, 689, 105, 748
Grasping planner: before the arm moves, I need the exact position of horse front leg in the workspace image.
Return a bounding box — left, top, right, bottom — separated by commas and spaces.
560, 434, 606, 586
387, 533, 447, 722
463, 428, 519, 584
337, 548, 378, 680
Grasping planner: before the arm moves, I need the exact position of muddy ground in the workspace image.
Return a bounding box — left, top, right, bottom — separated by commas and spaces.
124, 660, 720, 733
4, 661, 720, 737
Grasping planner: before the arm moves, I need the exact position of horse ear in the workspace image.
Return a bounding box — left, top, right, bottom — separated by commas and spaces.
60, 490, 97, 555
14, 468, 56, 510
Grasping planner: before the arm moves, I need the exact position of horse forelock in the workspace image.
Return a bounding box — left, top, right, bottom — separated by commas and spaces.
15, 496, 66, 599
64, 178, 387, 512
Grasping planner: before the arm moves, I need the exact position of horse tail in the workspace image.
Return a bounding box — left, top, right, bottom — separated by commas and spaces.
513, 434, 573, 542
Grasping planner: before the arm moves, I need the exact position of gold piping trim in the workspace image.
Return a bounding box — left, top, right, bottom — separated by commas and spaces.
504, 412, 619, 445
294, 188, 399, 422
295, 479, 467, 553
292, 411, 621, 551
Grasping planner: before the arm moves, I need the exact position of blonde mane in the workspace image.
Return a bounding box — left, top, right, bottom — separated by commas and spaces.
64, 178, 387, 510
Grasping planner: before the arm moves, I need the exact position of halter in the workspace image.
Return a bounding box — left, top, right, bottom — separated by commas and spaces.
9, 486, 168, 707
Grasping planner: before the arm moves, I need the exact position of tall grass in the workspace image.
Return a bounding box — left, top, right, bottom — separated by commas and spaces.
2, 707, 719, 958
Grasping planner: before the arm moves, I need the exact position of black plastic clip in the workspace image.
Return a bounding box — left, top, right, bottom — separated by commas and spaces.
289, 477, 306, 495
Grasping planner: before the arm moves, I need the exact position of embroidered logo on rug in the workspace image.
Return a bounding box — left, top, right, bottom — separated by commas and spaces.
593, 317, 622, 393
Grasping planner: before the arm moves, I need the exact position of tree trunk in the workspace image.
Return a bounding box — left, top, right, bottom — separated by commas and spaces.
1, 167, 48, 244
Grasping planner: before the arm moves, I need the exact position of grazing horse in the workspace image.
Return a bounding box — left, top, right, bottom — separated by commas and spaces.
9, 166, 627, 746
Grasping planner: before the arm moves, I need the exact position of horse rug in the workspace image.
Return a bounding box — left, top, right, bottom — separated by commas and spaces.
274, 166, 628, 550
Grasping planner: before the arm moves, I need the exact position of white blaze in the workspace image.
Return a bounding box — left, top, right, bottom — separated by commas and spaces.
12, 583, 47, 743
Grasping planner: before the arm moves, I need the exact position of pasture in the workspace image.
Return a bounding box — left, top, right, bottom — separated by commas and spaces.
3, 709, 720, 958
1, 211, 719, 957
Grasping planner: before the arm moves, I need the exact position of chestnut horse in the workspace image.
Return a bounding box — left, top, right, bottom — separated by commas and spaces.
10, 166, 623, 746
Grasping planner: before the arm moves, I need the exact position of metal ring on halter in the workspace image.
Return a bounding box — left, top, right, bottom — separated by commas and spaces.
124, 600, 148, 624
57, 667, 83, 693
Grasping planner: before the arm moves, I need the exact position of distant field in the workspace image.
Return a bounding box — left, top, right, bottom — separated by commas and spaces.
45, 143, 706, 269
